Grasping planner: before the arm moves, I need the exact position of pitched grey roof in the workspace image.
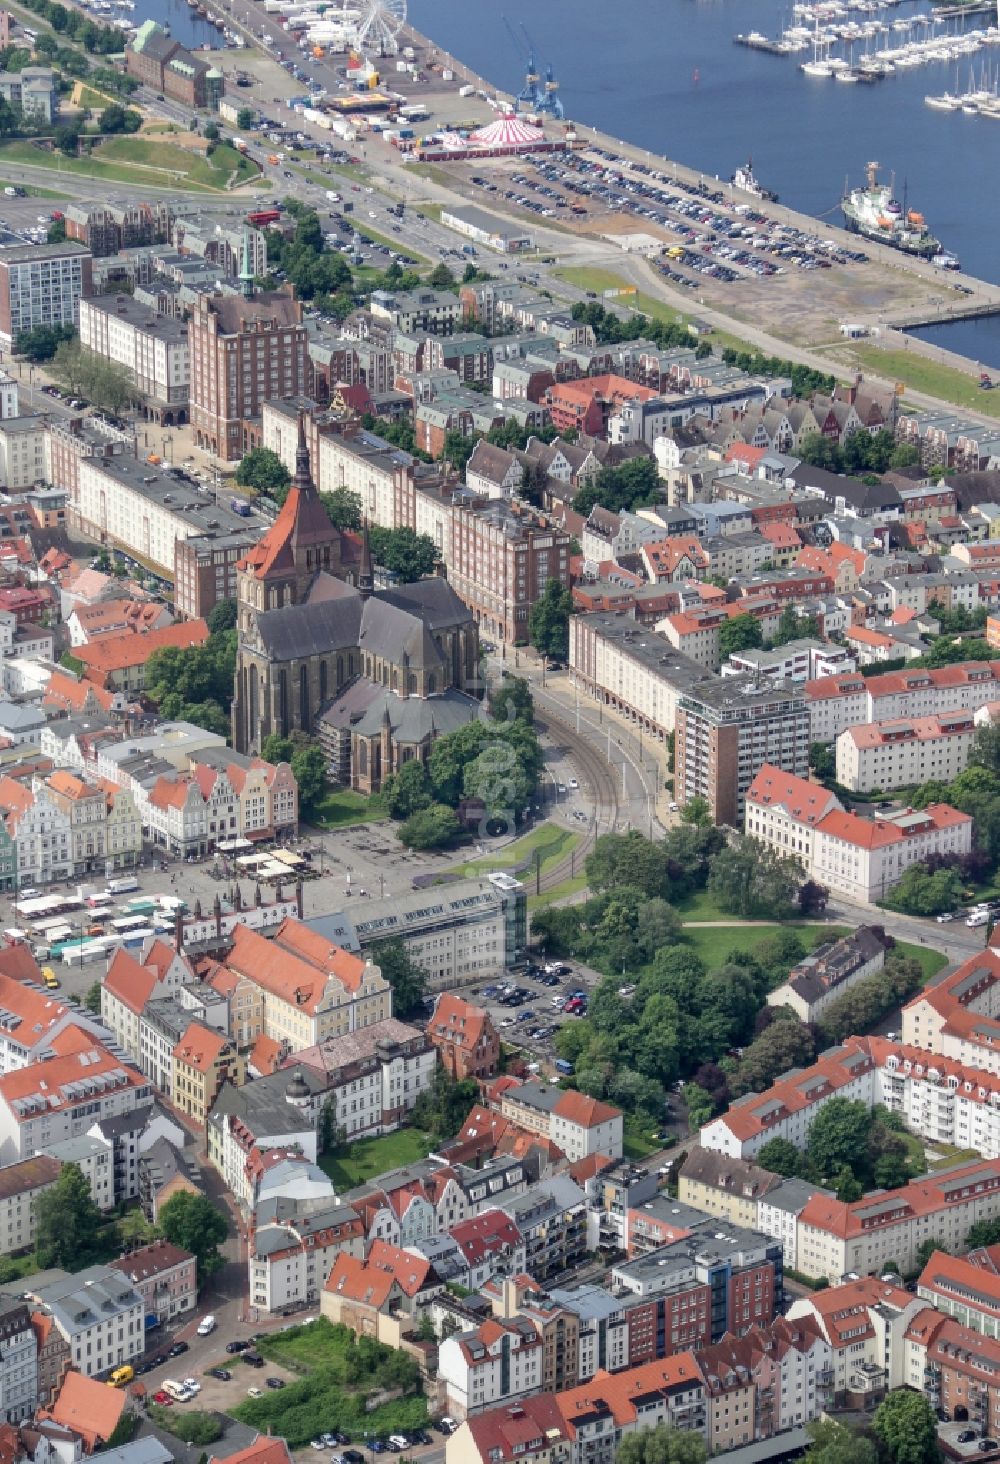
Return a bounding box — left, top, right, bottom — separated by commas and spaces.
256, 595, 363, 662
319, 682, 479, 743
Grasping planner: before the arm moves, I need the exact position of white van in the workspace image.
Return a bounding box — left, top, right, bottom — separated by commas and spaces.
967, 911, 990, 927
107, 877, 139, 895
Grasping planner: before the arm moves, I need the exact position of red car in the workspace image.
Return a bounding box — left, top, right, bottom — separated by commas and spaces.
152, 1392, 173, 1406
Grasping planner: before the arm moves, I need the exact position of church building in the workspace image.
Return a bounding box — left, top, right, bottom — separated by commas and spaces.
232, 417, 481, 791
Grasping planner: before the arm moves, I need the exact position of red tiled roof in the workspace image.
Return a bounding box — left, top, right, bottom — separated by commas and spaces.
40, 1371, 125, 1450
74, 620, 208, 680
173, 1020, 230, 1073
450, 1209, 522, 1264
104, 947, 160, 1016
227, 919, 367, 1011
746, 764, 839, 826
554, 1088, 620, 1128
556, 1353, 703, 1436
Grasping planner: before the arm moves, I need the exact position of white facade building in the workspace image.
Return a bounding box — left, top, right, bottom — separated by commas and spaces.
836, 710, 979, 793
28, 1265, 144, 1378
79, 297, 189, 416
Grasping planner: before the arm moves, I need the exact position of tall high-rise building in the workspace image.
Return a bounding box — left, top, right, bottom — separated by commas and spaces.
675, 677, 810, 828
188, 286, 308, 462
0, 241, 92, 347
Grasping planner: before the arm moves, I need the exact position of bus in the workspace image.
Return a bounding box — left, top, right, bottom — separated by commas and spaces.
247, 208, 281, 228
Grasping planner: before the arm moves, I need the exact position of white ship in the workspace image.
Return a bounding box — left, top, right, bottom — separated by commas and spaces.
730, 158, 779, 201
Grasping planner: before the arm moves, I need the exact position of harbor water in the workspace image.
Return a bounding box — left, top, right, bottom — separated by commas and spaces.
410, 0, 1000, 367
117, 0, 224, 54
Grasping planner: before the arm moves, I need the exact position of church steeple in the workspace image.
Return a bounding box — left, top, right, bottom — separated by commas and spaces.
359, 517, 374, 600
294, 411, 314, 491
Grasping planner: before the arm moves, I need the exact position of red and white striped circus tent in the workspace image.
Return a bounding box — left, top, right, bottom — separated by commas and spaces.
468, 113, 545, 149
414, 110, 564, 163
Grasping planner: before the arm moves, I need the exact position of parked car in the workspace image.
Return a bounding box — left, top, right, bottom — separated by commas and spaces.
247, 1387, 263, 1399
227, 1340, 251, 1354
152, 1392, 173, 1406
244, 1352, 264, 1368
266, 1377, 285, 1390
208, 1368, 232, 1382
168, 1342, 188, 1357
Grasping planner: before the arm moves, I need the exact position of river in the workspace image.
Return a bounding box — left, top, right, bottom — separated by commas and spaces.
410, 0, 1000, 368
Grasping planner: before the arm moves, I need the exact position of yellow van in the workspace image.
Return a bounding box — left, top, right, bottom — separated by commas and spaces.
109, 1366, 134, 1388
41, 967, 59, 990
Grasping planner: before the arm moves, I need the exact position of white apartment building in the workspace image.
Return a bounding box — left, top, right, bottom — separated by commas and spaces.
263, 403, 409, 530
5, 787, 72, 887
249, 1200, 364, 1315
0, 240, 91, 347
787, 1278, 923, 1402
74, 455, 259, 579
745, 764, 972, 905
570, 613, 709, 740
0, 1296, 37, 1422
657, 610, 724, 671
795, 1160, 1000, 1282
836, 710, 979, 793
724, 638, 855, 685
439, 1317, 544, 1420
0, 1155, 61, 1256
767, 926, 890, 1025
500, 1083, 624, 1163
294, 1019, 436, 1140
0, 1037, 152, 1163
806, 661, 1000, 744
28, 1264, 144, 1378
79, 296, 189, 419
0, 415, 47, 490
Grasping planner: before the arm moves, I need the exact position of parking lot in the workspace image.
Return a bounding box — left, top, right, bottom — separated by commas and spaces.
461, 145, 872, 297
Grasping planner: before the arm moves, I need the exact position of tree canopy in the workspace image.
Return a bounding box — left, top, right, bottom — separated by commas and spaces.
573, 457, 661, 518
35, 1163, 105, 1269
235, 446, 291, 496
159, 1190, 228, 1280
871, 1390, 940, 1464
145, 627, 236, 737
617, 1425, 707, 1464
719, 613, 762, 659
371, 937, 427, 1021
369, 525, 437, 581
707, 837, 803, 920
529, 577, 573, 660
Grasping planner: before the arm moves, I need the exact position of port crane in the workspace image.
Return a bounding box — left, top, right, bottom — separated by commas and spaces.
501, 16, 565, 117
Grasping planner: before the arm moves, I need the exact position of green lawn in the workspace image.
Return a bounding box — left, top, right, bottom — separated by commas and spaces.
0, 139, 261, 192
898, 1129, 927, 1175
848, 343, 1000, 416
929, 1144, 981, 1170
461, 821, 581, 880
681, 922, 844, 970
318, 1128, 430, 1189
233, 1318, 428, 1446
528, 872, 589, 911
895, 940, 948, 984
308, 787, 386, 829
623, 1122, 660, 1160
